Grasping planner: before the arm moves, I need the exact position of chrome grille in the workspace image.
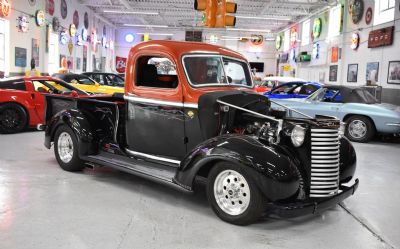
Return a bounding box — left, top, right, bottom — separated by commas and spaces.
310, 128, 340, 197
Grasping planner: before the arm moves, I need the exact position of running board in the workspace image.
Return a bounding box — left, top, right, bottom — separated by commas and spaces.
83, 152, 192, 193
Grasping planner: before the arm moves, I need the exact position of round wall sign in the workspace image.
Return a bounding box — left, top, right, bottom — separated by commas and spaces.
35, 10, 45, 27
351, 33, 360, 50
17, 15, 29, 33
82, 28, 88, 41
60, 31, 68, 45
69, 24, 76, 37
60, 0, 68, 19
0, 0, 11, 18
365, 7, 372, 25
349, 0, 364, 24
52, 17, 60, 32
28, 0, 36, 6
313, 18, 322, 38
250, 35, 263, 45
125, 33, 134, 43
73, 10, 79, 28
46, 0, 54, 16
84, 12, 89, 29
275, 35, 282, 49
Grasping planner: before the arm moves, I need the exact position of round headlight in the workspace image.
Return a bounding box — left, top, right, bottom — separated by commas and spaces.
291, 125, 306, 147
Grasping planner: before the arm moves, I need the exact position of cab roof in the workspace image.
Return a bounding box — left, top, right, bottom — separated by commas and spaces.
130, 40, 246, 60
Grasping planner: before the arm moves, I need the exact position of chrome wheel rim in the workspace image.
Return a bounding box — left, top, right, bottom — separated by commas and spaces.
213, 169, 250, 216
348, 120, 367, 139
57, 132, 74, 163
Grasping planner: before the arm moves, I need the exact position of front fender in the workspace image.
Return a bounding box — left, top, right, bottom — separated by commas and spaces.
175, 134, 301, 201
44, 109, 96, 156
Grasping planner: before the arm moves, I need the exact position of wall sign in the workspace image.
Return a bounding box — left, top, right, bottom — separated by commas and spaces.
347, 64, 358, 82
91, 29, 98, 52
0, 0, 11, 18
82, 28, 88, 41
60, 31, 68, 45
17, 15, 29, 32
366, 62, 379, 84
312, 42, 320, 59
388, 61, 400, 84
52, 17, 60, 32
32, 38, 39, 66
351, 33, 360, 50
329, 65, 338, 82
35, 10, 45, 27
250, 35, 263, 45
289, 27, 297, 47
312, 18, 322, 38
275, 35, 282, 50
60, 0, 67, 19
46, 0, 54, 16
15, 47, 27, 67
349, 0, 364, 24
68, 41, 73, 55
116, 56, 127, 73
331, 46, 339, 63
84, 12, 89, 29
69, 24, 76, 37
365, 7, 372, 25
368, 26, 394, 48
73, 10, 79, 28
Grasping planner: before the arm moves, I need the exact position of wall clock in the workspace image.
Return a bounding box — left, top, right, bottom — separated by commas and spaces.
365, 7, 372, 25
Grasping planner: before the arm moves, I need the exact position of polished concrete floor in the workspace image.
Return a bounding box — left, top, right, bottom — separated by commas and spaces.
0, 131, 399, 249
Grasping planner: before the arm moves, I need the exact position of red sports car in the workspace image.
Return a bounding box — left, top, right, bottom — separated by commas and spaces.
0, 76, 89, 134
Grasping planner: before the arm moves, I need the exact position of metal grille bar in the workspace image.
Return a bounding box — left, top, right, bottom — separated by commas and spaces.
310, 128, 340, 197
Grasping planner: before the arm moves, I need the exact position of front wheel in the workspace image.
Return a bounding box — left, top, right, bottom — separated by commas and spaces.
207, 162, 266, 225
54, 125, 85, 172
345, 115, 375, 143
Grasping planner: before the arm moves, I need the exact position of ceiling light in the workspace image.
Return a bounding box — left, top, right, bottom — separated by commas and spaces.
136, 33, 173, 36
226, 28, 271, 33
123, 24, 169, 28
104, 10, 159, 15
235, 15, 291, 21
125, 34, 134, 43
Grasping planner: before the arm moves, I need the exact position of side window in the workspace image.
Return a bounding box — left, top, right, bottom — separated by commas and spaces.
222, 58, 251, 86
324, 89, 342, 102
136, 56, 178, 88
92, 74, 104, 85
0, 80, 26, 91
299, 84, 318, 95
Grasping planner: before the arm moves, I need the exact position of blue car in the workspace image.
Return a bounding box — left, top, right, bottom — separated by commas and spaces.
271, 85, 400, 143
264, 81, 323, 99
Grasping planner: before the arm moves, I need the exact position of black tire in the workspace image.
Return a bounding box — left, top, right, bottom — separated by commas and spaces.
54, 125, 85, 172
345, 115, 375, 143
206, 162, 266, 225
0, 103, 28, 134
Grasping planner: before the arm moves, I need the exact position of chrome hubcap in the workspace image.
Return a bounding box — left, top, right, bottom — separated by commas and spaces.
349, 120, 367, 139
57, 132, 74, 163
213, 170, 250, 216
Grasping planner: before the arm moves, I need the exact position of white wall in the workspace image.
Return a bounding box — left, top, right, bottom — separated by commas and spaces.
6, 0, 116, 75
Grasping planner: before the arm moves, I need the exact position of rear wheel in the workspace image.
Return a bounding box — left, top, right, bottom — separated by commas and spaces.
345, 115, 375, 143
54, 125, 85, 172
207, 162, 266, 225
0, 103, 28, 134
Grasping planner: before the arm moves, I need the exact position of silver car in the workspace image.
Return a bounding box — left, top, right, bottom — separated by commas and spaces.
271, 85, 400, 142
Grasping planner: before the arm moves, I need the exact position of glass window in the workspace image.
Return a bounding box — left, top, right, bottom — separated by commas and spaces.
183, 56, 252, 87
0, 80, 26, 90
328, 4, 342, 38
271, 83, 302, 94
301, 20, 310, 46
106, 75, 124, 87
374, 0, 395, 25
283, 30, 290, 51
136, 56, 178, 88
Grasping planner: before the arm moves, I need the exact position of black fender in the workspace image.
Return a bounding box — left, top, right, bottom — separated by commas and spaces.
44, 109, 96, 156
175, 134, 301, 201
339, 137, 357, 183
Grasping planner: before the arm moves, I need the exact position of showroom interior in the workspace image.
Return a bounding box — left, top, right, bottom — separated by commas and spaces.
0, 0, 399, 248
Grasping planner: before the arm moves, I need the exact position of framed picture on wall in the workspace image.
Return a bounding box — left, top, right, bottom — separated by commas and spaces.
366, 62, 379, 85
387, 61, 400, 84
347, 64, 358, 82
329, 65, 338, 81
15, 47, 27, 67
32, 39, 40, 67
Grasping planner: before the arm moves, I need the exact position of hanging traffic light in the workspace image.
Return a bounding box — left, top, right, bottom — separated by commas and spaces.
194, 0, 217, 28
215, 0, 237, 28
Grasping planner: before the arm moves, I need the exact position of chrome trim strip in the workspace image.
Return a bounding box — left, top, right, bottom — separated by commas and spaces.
310, 184, 338, 189
311, 155, 340, 159
311, 129, 340, 132
311, 167, 340, 172
311, 137, 339, 141
311, 133, 339, 137
311, 142, 340, 146
125, 149, 181, 165
312, 150, 340, 155
124, 95, 198, 109
386, 123, 400, 127
312, 159, 340, 163
311, 164, 339, 168
312, 146, 340, 150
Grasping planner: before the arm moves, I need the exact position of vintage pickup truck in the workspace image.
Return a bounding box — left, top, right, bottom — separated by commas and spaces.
44, 40, 358, 225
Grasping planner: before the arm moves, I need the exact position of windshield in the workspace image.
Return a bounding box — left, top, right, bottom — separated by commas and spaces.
183, 55, 252, 87
107, 74, 125, 87
66, 75, 96, 85
308, 88, 341, 102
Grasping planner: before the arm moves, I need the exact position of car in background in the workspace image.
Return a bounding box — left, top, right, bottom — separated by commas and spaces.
0, 76, 89, 133
271, 85, 400, 142
255, 76, 306, 94
82, 72, 125, 87
264, 81, 322, 99
52, 73, 124, 94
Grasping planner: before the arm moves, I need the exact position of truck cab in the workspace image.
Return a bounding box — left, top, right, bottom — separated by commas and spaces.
44, 41, 358, 225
